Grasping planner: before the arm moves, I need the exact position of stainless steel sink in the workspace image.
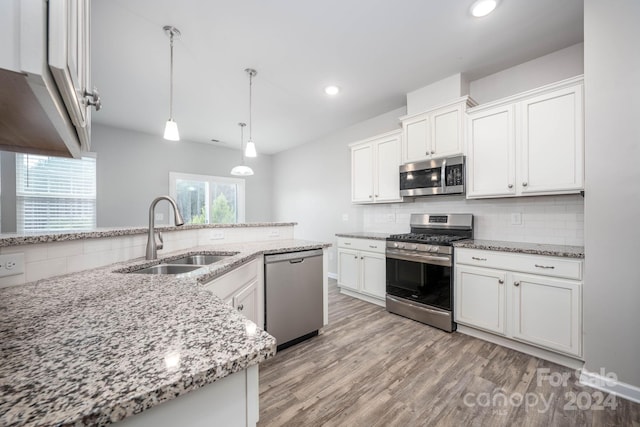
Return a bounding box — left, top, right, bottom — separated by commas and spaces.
131, 264, 204, 275
169, 254, 231, 265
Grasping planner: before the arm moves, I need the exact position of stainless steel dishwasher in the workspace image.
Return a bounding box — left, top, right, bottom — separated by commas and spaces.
264, 249, 323, 350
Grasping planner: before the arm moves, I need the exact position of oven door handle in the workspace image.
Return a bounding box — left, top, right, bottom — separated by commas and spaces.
386, 251, 452, 267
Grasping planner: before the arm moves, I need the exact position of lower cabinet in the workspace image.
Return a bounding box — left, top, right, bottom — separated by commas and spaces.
204, 257, 264, 329
337, 237, 386, 306
455, 248, 583, 359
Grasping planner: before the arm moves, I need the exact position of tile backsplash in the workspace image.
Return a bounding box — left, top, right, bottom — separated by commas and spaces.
359, 194, 584, 246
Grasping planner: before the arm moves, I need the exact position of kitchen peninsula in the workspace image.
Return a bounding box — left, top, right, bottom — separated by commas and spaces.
0, 223, 330, 426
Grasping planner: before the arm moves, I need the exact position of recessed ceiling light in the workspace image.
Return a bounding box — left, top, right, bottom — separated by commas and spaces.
471, 0, 498, 17
324, 85, 340, 96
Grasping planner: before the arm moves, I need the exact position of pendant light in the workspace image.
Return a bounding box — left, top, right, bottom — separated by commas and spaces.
244, 68, 257, 157
163, 25, 181, 141
231, 122, 254, 176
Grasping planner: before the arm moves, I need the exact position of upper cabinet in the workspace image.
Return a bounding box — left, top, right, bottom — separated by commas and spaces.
400, 96, 476, 164
0, 0, 98, 158
467, 76, 584, 199
350, 130, 403, 204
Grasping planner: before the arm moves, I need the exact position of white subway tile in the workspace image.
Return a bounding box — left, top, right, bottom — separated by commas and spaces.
48, 241, 83, 258
25, 257, 67, 283
0, 273, 26, 288
84, 239, 113, 254
1, 245, 48, 263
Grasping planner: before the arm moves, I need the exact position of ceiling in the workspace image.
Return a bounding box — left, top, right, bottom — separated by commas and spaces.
91, 0, 583, 154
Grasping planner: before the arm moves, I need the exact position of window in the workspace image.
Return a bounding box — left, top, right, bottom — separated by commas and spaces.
16, 154, 96, 233
169, 172, 246, 224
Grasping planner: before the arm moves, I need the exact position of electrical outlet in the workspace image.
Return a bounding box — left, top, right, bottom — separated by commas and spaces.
511, 213, 523, 226
268, 230, 280, 238
210, 230, 225, 240
0, 253, 24, 278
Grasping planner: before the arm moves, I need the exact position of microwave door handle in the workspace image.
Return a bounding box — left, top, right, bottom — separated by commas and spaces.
441, 158, 447, 193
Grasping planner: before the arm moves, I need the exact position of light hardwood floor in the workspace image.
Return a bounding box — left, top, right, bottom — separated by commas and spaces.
258, 280, 640, 426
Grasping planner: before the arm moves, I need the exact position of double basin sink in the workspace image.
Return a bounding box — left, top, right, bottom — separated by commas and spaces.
131, 253, 236, 275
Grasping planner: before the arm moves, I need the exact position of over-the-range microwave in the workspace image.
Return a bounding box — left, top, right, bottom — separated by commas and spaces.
399, 155, 465, 197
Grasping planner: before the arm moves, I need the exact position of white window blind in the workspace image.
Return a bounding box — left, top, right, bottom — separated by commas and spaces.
16, 154, 96, 233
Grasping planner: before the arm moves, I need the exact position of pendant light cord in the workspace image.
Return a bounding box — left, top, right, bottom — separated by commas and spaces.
249, 72, 253, 141
169, 32, 174, 120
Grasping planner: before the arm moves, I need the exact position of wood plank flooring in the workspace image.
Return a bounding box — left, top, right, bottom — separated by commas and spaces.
258, 280, 640, 426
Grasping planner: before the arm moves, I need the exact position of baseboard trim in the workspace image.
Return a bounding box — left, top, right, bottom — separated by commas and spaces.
456, 324, 584, 370
327, 272, 338, 280
579, 369, 640, 404
339, 287, 385, 307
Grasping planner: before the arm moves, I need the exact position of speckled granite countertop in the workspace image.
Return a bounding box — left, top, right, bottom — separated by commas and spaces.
0, 222, 297, 247
453, 239, 584, 259
0, 239, 329, 427
335, 232, 390, 241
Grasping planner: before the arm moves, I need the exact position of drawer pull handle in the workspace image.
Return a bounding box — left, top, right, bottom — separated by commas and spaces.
534, 264, 555, 269
498, 279, 504, 284
514, 282, 520, 287
369, 245, 378, 249
471, 257, 487, 261
344, 242, 351, 245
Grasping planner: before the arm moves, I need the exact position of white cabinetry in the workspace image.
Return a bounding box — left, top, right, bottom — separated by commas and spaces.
350, 130, 403, 204
0, 0, 97, 157
400, 97, 476, 163
467, 76, 583, 199
455, 248, 583, 359
337, 237, 386, 306
204, 257, 264, 329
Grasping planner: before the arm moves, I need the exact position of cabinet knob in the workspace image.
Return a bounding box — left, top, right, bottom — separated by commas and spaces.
369, 195, 373, 198
354, 255, 358, 259
237, 304, 244, 311
361, 257, 364, 260
514, 282, 520, 287
425, 151, 429, 155
508, 184, 513, 189
84, 87, 102, 111
498, 279, 504, 284
375, 194, 379, 197
522, 182, 528, 187
430, 151, 435, 155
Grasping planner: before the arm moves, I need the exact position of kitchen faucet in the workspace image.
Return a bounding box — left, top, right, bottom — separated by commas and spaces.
146, 196, 185, 260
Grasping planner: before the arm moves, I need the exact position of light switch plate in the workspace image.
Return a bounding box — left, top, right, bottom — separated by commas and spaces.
0, 253, 24, 277
511, 213, 523, 225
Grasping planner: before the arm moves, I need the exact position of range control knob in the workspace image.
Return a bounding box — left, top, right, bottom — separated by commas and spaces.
392, 242, 400, 248
429, 246, 439, 253
409, 244, 418, 250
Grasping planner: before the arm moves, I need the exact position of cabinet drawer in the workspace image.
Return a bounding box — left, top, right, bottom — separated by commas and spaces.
337, 237, 385, 254
455, 248, 582, 280
204, 258, 259, 301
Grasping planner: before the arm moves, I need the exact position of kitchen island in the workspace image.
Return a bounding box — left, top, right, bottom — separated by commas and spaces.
0, 238, 329, 426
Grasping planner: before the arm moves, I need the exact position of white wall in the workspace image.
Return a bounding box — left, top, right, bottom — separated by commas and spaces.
583, 0, 640, 390
92, 124, 273, 227
470, 43, 584, 104
272, 107, 406, 273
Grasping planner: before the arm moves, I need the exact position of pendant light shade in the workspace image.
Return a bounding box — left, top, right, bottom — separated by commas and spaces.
244, 68, 257, 157
163, 25, 180, 141
163, 119, 179, 141
231, 122, 254, 176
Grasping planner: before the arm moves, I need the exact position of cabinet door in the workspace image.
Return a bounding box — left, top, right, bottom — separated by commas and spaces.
360, 252, 386, 299
511, 273, 581, 357
467, 105, 517, 198
233, 279, 260, 327
337, 249, 360, 291
402, 113, 430, 163
520, 85, 584, 195
431, 104, 463, 158
455, 265, 506, 335
374, 134, 402, 203
351, 144, 374, 203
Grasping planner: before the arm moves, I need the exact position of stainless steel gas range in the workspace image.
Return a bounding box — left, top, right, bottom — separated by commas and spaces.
385, 213, 473, 332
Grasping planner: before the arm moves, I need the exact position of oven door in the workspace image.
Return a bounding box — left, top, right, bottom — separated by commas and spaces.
385, 250, 452, 311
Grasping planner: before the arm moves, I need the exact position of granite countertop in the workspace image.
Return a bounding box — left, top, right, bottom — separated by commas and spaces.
335, 232, 390, 241
0, 239, 329, 426
0, 222, 298, 247
453, 239, 584, 259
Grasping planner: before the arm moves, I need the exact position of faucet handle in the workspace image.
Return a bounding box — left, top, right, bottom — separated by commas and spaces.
156, 231, 164, 250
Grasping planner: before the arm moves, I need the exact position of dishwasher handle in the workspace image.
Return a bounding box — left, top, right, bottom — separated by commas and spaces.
264, 248, 324, 264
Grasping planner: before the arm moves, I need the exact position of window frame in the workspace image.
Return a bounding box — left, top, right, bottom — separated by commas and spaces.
169, 172, 246, 224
